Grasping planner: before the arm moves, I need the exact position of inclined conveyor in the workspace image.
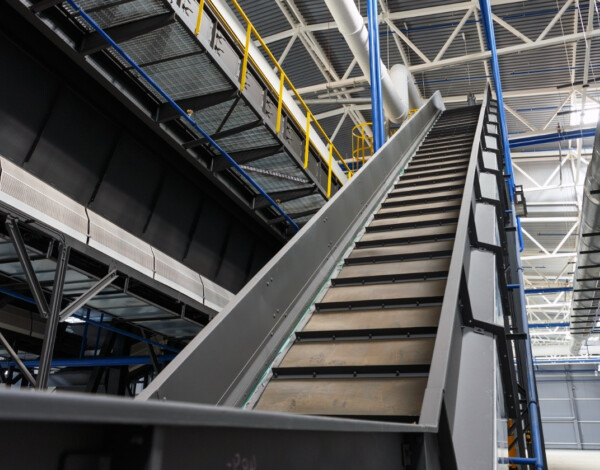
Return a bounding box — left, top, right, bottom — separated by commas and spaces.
0, 87, 546, 468
250, 107, 479, 420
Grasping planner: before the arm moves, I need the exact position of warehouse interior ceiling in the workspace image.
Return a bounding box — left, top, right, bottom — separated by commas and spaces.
236, 0, 600, 359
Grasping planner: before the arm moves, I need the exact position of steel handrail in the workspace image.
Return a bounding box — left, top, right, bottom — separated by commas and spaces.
64, 0, 299, 232
197, 0, 354, 197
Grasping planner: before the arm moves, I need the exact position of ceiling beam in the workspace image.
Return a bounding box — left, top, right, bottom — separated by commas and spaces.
297, 28, 600, 94
262, 0, 528, 44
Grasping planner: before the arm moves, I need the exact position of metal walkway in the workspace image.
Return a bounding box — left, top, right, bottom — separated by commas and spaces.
13, 0, 352, 237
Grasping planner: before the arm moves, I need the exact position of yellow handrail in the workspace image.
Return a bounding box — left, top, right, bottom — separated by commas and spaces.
197, 0, 353, 197
352, 122, 374, 166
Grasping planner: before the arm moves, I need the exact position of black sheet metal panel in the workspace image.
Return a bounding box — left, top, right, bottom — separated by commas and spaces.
137, 92, 445, 406
0, 14, 280, 293
143, 170, 203, 261
24, 87, 119, 203
89, 135, 165, 236
0, 35, 62, 165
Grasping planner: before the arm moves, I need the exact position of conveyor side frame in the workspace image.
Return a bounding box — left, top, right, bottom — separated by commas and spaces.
138, 92, 445, 406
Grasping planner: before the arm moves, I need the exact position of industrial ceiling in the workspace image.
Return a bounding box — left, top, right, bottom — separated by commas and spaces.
238, 0, 600, 358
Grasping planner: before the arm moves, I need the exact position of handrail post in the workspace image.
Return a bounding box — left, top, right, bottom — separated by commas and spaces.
304, 113, 311, 169
276, 73, 285, 134
327, 144, 333, 198
240, 24, 252, 91
194, 0, 206, 35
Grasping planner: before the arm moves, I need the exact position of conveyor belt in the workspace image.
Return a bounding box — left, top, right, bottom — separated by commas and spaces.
254, 106, 480, 421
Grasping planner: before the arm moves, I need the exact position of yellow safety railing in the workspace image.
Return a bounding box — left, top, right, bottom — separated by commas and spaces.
195, 0, 353, 198
351, 122, 374, 170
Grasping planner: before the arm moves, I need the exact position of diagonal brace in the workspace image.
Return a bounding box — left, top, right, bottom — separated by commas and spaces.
59, 270, 119, 322
5, 217, 50, 318
0, 330, 37, 387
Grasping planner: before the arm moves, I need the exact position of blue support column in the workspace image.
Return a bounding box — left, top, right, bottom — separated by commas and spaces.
367, 0, 385, 151
479, 1, 544, 468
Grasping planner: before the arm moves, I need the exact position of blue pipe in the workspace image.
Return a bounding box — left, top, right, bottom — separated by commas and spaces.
515, 247, 545, 470
517, 216, 524, 252
1, 355, 175, 368
367, 0, 385, 151
65, 0, 299, 232
534, 358, 600, 364
507, 457, 537, 465
528, 323, 570, 328
510, 128, 596, 148
0, 287, 180, 353
524, 287, 572, 294
480, 1, 543, 468
479, 2, 514, 198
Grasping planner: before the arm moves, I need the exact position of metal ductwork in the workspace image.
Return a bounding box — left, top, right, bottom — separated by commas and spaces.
570, 120, 600, 354
324, 0, 421, 124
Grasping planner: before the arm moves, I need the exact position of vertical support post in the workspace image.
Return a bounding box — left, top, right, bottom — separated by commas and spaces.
304, 113, 311, 169
479, 3, 543, 467
478, 0, 514, 199
367, 0, 385, 151
194, 0, 205, 35
513, 225, 545, 470
37, 244, 70, 390
240, 24, 252, 91
327, 144, 333, 198
276, 73, 285, 134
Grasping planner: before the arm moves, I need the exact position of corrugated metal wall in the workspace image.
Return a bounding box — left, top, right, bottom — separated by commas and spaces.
538, 365, 600, 449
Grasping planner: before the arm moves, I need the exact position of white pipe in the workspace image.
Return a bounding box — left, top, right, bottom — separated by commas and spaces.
546, 450, 600, 469
324, 0, 419, 123
390, 64, 422, 110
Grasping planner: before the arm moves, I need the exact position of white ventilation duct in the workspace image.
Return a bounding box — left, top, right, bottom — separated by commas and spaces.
570, 120, 600, 354
324, 0, 421, 124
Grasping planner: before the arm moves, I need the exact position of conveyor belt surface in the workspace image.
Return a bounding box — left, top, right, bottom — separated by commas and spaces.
254, 106, 480, 421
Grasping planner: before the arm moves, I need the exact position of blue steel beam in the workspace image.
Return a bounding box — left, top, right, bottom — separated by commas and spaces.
65, 0, 299, 232
479, 1, 544, 468
0, 355, 175, 368
510, 127, 596, 148
528, 323, 570, 328
525, 287, 573, 294
367, 0, 385, 151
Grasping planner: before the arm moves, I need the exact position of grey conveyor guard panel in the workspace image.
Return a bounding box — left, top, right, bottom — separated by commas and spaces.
138, 91, 446, 406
